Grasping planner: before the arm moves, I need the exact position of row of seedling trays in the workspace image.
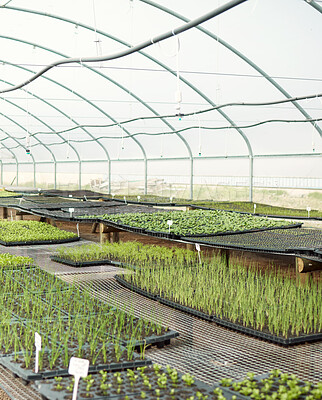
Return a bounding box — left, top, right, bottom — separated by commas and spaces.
0, 257, 178, 389
50, 239, 322, 347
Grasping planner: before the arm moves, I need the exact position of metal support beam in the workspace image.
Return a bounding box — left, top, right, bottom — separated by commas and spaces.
249, 155, 254, 202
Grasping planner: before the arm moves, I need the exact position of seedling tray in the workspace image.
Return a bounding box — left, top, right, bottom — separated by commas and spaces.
114, 275, 157, 300
50, 256, 136, 270
0, 346, 151, 382
50, 256, 114, 268
121, 330, 179, 352
0, 236, 79, 247
217, 371, 322, 399
190, 204, 322, 221
115, 276, 322, 346
33, 364, 239, 400
180, 223, 303, 238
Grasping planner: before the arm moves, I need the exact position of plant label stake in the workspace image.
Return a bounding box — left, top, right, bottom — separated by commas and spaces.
10, 210, 13, 221
112, 193, 115, 198
170, 196, 173, 203
69, 194, 73, 198
167, 220, 173, 233
253, 203, 257, 214
124, 196, 127, 204
137, 195, 141, 202
35, 332, 41, 373
307, 206, 311, 218
69, 357, 89, 400
84, 195, 87, 201
69, 208, 75, 218
195, 243, 202, 264
76, 223, 80, 237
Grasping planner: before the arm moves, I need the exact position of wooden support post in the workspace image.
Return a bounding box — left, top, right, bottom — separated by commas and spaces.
49, 219, 57, 227
0, 207, 8, 219
186, 243, 194, 251
91, 223, 98, 233
39, 216, 56, 227
221, 249, 230, 267
296, 257, 322, 273
111, 231, 119, 243
100, 223, 110, 244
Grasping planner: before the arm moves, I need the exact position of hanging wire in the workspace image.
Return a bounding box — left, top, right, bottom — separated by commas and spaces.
0, 0, 249, 94
92, 0, 102, 58
3, 116, 322, 149
25, 90, 31, 155
197, 113, 202, 156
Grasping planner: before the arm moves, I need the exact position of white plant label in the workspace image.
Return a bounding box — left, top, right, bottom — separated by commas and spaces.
124, 196, 127, 203
254, 203, 257, 213
307, 206, 311, 217
76, 223, 80, 237
170, 196, 173, 202
35, 332, 41, 373
69, 207, 75, 217
137, 196, 141, 201
84, 195, 87, 201
112, 193, 115, 198
69, 357, 89, 400
195, 243, 202, 264
167, 219, 173, 233
37, 188, 42, 192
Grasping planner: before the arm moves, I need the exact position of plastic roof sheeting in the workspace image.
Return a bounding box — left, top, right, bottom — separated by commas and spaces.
0, 0, 321, 195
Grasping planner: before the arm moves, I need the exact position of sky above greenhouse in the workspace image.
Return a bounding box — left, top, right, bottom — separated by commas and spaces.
0, 0, 321, 181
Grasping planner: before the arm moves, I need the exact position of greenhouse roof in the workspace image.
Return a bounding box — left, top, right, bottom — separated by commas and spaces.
0, 0, 321, 196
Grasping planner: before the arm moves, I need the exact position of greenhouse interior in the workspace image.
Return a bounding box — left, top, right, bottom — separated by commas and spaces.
0, 0, 321, 399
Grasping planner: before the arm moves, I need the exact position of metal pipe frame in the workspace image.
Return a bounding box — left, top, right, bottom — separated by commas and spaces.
0, 4, 320, 199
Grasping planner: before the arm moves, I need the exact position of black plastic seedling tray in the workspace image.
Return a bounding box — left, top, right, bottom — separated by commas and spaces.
121, 330, 179, 352
33, 364, 242, 400
0, 236, 80, 247
50, 256, 136, 270
217, 371, 322, 399
180, 223, 303, 239
190, 204, 322, 221
0, 348, 152, 383
115, 276, 322, 346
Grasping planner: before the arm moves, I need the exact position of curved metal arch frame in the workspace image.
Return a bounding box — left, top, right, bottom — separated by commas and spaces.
0, 35, 195, 197
0, 39, 113, 163
0, 116, 36, 186
0, 87, 57, 160
1, 36, 152, 193
0, 5, 254, 199
0, 127, 19, 186
304, 0, 322, 13
139, 0, 322, 140
0, 4, 317, 198
0, 61, 116, 189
